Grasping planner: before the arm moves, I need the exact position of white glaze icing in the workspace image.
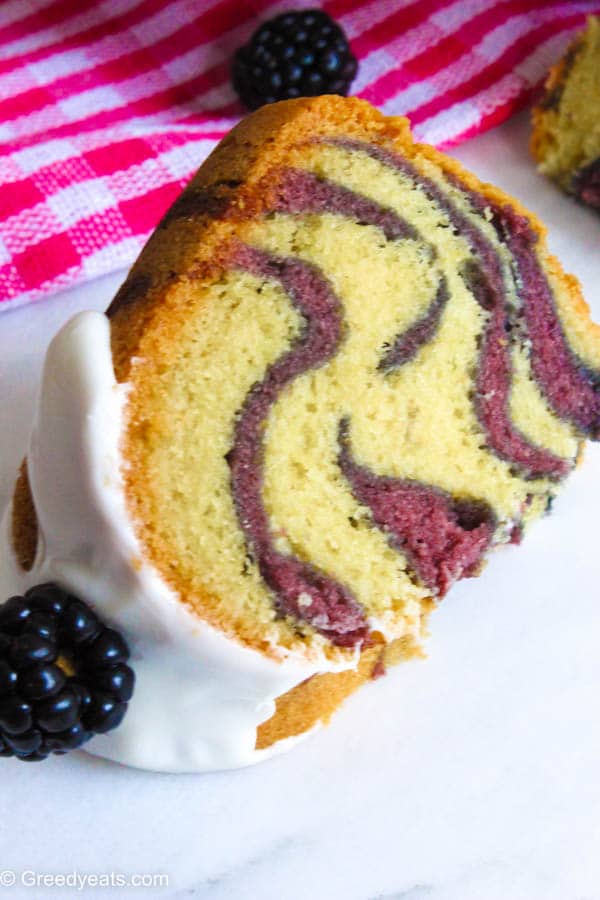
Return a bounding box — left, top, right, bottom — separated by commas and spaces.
0, 312, 370, 773
0, 312, 428, 771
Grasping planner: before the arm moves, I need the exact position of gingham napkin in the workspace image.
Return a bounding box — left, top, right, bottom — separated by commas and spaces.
1, 0, 598, 311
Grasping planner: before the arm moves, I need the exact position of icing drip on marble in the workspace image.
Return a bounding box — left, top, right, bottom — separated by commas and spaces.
0, 312, 360, 773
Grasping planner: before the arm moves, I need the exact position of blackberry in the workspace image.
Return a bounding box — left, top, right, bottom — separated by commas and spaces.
0, 583, 135, 762
232, 9, 358, 110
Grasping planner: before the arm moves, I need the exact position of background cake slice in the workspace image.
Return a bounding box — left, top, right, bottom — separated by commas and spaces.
5, 96, 600, 771
531, 15, 600, 209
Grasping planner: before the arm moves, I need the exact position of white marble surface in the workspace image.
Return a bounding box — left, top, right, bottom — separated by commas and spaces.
0, 111, 599, 899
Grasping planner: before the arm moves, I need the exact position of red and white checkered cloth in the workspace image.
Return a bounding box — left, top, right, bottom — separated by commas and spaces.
1, 0, 599, 311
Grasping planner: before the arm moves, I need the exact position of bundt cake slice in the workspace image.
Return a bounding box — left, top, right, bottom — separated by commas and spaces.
531, 15, 600, 209
5, 96, 600, 771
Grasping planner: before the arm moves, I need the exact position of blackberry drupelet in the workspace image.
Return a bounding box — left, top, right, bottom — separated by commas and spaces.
232, 9, 358, 110
0, 583, 135, 762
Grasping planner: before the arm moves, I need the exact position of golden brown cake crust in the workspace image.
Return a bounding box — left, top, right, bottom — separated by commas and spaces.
106, 97, 412, 379
108, 94, 595, 376
11, 461, 37, 572
256, 632, 426, 749
11, 96, 595, 753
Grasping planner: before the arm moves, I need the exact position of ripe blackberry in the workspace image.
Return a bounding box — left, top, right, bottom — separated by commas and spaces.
232, 9, 358, 110
0, 584, 135, 762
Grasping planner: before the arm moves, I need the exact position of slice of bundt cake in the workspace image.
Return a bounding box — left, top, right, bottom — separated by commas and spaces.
531, 15, 600, 209
4, 96, 600, 772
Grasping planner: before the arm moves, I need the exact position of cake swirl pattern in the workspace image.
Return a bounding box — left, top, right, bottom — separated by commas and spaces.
337, 417, 495, 596
219, 154, 597, 644
103, 101, 600, 668
226, 173, 493, 642
226, 245, 369, 647
443, 170, 600, 438
330, 140, 579, 480
493, 208, 600, 438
